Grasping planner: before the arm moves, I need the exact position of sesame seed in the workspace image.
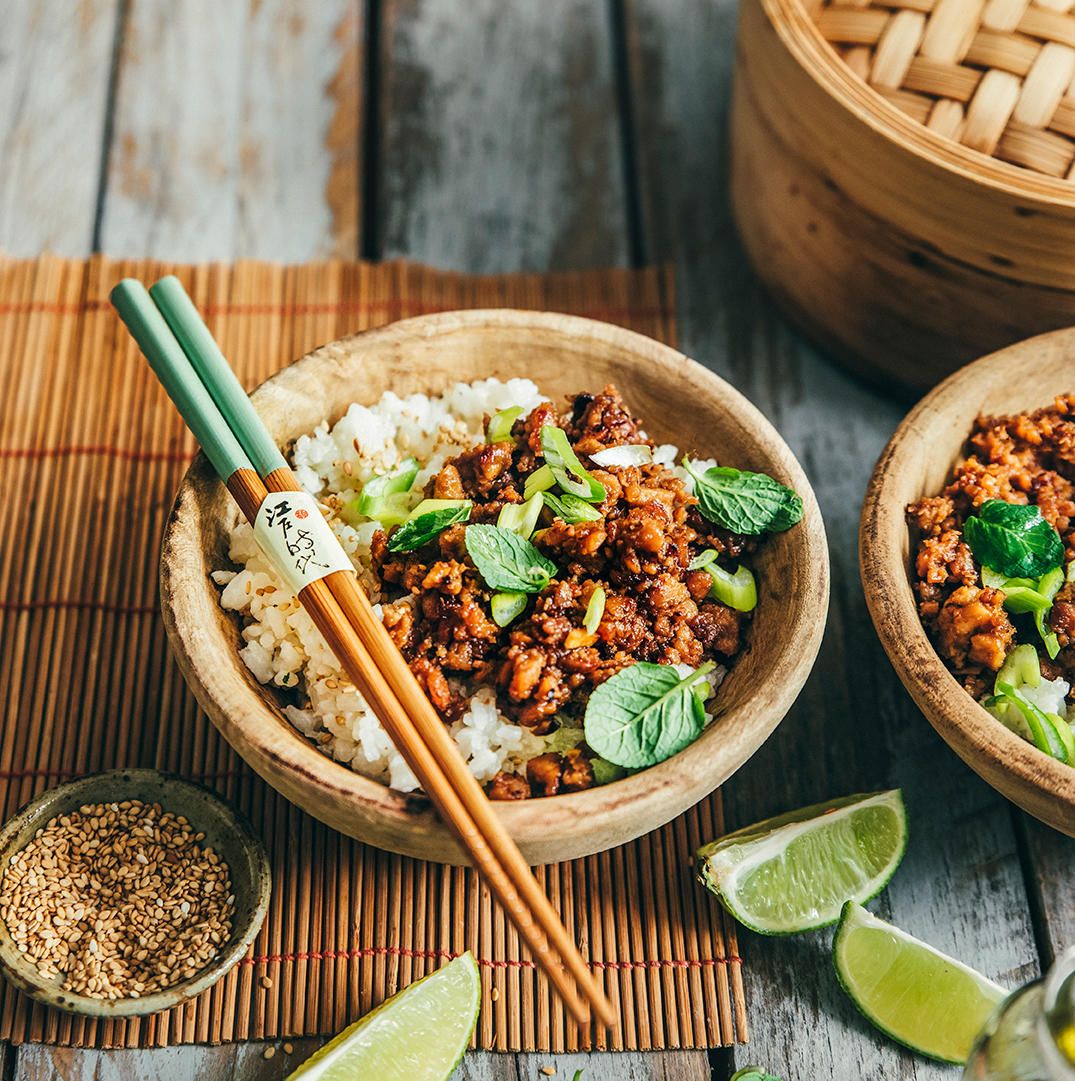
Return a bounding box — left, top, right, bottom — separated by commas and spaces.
263, 1046, 276, 1060
0, 799, 234, 1001
283, 1042, 294, 1055
260, 975, 273, 989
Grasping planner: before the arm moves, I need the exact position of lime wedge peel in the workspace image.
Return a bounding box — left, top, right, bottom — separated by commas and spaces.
286, 952, 480, 1081
697, 789, 907, 935
833, 901, 1006, 1065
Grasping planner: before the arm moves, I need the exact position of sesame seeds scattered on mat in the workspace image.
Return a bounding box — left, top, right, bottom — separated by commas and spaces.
0, 800, 234, 1000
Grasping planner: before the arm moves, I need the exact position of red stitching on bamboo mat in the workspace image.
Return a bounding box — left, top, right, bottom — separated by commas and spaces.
0, 599, 158, 615
0, 445, 192, 463
0, 299, 666, 321
0, 768, 247, 781
240, 946, 742, 971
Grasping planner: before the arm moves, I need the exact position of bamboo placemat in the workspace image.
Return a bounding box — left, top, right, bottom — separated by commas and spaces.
0, 254, 747, 1051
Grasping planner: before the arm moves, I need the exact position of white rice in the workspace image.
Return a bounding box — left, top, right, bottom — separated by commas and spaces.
213, 378, 725, 792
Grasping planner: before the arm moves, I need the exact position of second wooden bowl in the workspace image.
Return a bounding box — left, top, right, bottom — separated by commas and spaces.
861, 328, 1075, 835
160, 310, 829, 864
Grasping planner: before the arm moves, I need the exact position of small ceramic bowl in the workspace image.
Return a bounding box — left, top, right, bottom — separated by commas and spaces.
160, 309, 830, 865
0, 769, 270, 1017
861, 328, 1075, 836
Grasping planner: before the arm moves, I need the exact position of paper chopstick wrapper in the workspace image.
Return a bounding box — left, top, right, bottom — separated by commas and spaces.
253, 491, 354, 595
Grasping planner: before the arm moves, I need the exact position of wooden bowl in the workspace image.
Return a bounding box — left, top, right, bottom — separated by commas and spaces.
732, 0, 1075, 395
160, 310, 829, 865
0, 770, 270, 1017
861, 328, 1075, 835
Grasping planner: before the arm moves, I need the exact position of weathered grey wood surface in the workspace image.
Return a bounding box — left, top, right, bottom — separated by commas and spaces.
1, 0, 1073, 1077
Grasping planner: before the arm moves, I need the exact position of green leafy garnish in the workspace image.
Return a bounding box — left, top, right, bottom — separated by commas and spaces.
465, 523, 558, 593
584, 661, 714, 768
730, 1069, 784, 1081
964, 500, 1063, 580
490, 591, 528, 628
683, 459, 803, 535
584, 586, 606, 634
386, 501, 471, 552
572, 1071, 585, 1081
590, 757, 626, 785
497, 493, 543, 539
542, 490, 603, 524
487, 406, 523, 444
541, 426, 606, 502
991, 681, 1070, 762
984, 564, 1063, 658
523, 463, 556, 501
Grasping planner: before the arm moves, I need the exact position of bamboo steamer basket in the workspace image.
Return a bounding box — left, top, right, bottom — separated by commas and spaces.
732, 0, 1075, 394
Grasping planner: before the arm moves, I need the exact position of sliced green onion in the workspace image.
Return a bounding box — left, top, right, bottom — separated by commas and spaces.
353, 457, 419, 523
583, 586, 606, 634
983, 566, 1036, 591
1053, 713, 1075, 761
407, 498, 470, 517
523, 463, 556, 500
996, 643, 1041, 693
490, 591, 528, 628
542, 490, 603, 523
706, 564, 757, 612
996, 680, 1069, 762
985, 565, 1064, 659
1067, 560, 1075, 583
689, 549, 719, 572
487, 406, 523, 444
541, 426, 606, 503
497, 493, 543, 539
589, 444, 652, 468
354, 491, 411, 527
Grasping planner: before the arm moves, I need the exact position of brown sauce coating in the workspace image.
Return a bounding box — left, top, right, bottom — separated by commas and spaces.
907, 394, 1075, 698
372, 385, 755, 797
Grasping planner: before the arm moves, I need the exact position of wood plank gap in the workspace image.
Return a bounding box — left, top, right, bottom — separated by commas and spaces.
1012, 809, 1060, 968
608, 0, 648, 268
90, 0, 131, 253
361, 0, 384, 260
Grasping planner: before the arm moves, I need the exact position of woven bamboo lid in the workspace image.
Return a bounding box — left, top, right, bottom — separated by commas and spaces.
807, 0, 1075, 179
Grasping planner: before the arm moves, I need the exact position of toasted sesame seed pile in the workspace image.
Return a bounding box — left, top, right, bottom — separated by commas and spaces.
0, 800, 235, 1000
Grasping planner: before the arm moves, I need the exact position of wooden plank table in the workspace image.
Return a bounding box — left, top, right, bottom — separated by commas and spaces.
0, 0, 1071, 1076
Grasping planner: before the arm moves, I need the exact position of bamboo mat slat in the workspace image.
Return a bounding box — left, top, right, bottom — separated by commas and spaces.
0, 254, 746, 1051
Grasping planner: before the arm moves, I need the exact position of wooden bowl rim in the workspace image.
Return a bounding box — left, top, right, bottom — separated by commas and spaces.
764, 0, 1075, 209
161, 308, 830, 858
860, 327, 1075, 819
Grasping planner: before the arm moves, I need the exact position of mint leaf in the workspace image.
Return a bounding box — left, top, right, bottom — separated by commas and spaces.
684, 460, 802, 535
465, 523, 558, 593
584, 661, 713, 768
386, 504, 471, 552
964, 500, 1063, 579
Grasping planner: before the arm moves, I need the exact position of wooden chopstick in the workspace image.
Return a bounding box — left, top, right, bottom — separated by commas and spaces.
115, 278, 615, 1029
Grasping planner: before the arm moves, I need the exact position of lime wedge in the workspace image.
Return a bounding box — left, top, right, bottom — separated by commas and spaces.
286, 953, 480, 1080
696, 790, 906, 934
834, 902, 1006, 1064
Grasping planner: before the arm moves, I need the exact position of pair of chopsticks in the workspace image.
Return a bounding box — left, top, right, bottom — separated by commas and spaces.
110, 276, 615, 1029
